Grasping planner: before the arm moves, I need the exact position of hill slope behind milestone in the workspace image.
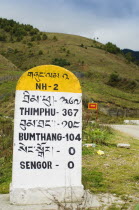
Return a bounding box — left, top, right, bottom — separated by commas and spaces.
0, 18, 139, 119
0, 54, 22, 116
0, 54, 17, 73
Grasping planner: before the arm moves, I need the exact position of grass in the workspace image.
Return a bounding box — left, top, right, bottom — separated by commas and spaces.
0, 160, 12, 193
81, 77, 139, 109
0, 31, 139, 118
0, 117, 13, 193
82, 122, 139, 197
82, 122, 139, 209
82, 167, 105, 192
83, 122, 113, 145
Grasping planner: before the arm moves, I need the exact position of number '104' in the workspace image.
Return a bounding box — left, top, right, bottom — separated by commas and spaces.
66, 133, 81, 141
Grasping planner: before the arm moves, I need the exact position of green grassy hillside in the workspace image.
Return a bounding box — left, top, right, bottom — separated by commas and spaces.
0, 18, 139, 118
0, 54, 22, 116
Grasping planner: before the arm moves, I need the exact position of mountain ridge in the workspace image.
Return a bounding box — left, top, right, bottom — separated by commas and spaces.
122, 48, 139, 64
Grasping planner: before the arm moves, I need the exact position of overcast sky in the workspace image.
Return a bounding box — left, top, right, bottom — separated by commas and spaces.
0, 0, 139, 50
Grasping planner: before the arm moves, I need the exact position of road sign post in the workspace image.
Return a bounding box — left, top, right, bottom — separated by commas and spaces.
88, 103, 98, 121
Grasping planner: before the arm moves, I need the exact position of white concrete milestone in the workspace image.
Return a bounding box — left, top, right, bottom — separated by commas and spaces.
10, 65, 84, 204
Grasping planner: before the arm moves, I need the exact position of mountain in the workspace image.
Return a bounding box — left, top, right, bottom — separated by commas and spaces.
0, 18, 139, 120
122, 49, 139, 64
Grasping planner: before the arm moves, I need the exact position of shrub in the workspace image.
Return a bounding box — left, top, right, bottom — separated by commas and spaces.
66, 50, 70, 56
61, 47, 66, 52
7, 47, 14, 53
128, 80, 137, 89
52, 58, 70, 67
28, 51, 34, 57
16, 36, 23, 42
107, 73, 137, 91
38, 50, 43, 55
105, 42, 121, 54
29, 28, 39, 36
0, 33, 7, 41
42, 34, 47, 40
36, 34, 41, 41
82, 94, 92, 109
83, 122, 113, 145
31, 36, 36, 41
27, 42, 33, 47
14, 49, 18, 54
125, 52, 134, 63
107, 72, 120, 86
80, 44, 84, 47
53, 36, 58, 41
84, 128, 109, 145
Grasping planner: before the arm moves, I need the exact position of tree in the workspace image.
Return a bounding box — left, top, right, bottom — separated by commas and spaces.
0, 33, 7, 41
36, 34, 41, 41
125, 52, 134, 63
16, 36, 23, 42
31, 36, 36, 41
42, 34, 47, 40
29, 28, 39, 36
105, 42, 121, 54
52, 58, 70, 67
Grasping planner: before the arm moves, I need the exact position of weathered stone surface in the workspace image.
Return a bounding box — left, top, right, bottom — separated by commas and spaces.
10, 185, 84, 205
100, 106, 139, 118
117, 143, 130, 149
83, 143, 96, 147
1, 192, 125, 210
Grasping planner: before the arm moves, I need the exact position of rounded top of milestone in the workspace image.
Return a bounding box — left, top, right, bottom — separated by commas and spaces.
16, 65, 82, 93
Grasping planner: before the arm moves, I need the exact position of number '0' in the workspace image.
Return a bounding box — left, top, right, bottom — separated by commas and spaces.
69, 147, 75, 155
68, 161, 74, 169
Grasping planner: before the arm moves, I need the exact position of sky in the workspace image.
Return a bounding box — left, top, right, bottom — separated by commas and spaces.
0, 0, 139, 50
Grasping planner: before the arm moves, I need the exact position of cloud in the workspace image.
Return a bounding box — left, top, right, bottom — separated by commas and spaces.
0, 0, 139, 50
74, 0, 139, 18
82, 17, 139, 50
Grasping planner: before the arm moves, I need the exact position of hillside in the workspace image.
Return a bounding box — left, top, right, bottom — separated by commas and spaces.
0, 18, 139, 119
122, 48, 139, 64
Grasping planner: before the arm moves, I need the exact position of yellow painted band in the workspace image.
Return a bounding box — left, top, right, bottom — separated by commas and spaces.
16, 65, 82, 93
